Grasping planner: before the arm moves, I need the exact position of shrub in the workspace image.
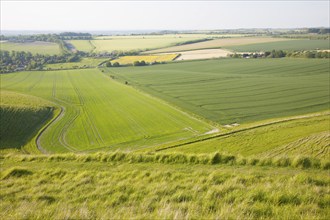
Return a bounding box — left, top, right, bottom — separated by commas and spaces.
2, 167, 33, 179
292, 156, 312, 169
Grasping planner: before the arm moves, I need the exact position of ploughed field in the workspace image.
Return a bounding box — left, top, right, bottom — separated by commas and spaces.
109, 58, 330, 124
0, 69, 212, 153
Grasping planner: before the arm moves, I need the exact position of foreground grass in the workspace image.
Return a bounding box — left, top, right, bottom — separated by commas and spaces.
1, 152, 329, 219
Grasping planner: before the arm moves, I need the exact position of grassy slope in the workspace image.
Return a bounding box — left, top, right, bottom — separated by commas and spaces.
44, 58, 110, 69
0, 91, 55, 150
109, 58, 330, 125
0, 69, 212, 153
225, 39, 330, 52
0, 41, 61, 55
160, 112, 329, 157
1, 153, 329, 219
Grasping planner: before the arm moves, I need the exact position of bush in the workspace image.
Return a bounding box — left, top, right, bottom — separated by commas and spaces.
112, 62, 120, 67
292, 156, 312, 169
2, 167, 33, 179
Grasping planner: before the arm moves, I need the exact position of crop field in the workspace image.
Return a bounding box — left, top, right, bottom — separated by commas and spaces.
111, 54, 178, 65
81, 34, 218, 52
45, 58, 109, 69
108, 58, 330, 125
68, 40, 95, 52
0, 91, 55, 151
1, 152, 329, 219
0, 41, 61, 55
145, 37, 291, 53
0, 69, 212, 153
226, 39, 330, 52
94, 34, 244, 40
173, 49, 232, 61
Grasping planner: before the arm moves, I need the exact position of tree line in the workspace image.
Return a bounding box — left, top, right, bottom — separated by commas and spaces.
229, 50, 329, 59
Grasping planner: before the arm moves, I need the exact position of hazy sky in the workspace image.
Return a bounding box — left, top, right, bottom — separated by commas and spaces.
1, 1, 329, 31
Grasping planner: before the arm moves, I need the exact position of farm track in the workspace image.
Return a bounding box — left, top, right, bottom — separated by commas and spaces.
154, 112, 330, 152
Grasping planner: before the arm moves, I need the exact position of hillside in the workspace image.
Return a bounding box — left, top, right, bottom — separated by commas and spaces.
1, 152, 329, 219
0, 91, 55, 152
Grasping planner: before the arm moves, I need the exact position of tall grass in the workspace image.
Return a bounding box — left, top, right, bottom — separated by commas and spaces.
1, 153, 329, 219
6, 151, 329, 170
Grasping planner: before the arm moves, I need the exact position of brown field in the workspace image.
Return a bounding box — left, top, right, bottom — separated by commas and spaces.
168, 49, 232, 61
145, 37, 292, 53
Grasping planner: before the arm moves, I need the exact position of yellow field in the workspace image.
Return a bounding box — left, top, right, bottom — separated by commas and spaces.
112, 54, 178, 65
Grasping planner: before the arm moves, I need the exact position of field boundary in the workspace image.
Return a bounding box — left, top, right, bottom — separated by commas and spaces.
4, 151, 329, 170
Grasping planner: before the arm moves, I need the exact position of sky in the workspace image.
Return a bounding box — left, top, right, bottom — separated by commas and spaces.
1, 0, 329, 31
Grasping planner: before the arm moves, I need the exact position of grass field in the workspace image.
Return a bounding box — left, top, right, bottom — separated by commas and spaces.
1, 152, 329, 219
111, 54, 178, 65
0, 69, 212, 153
45, 58, 110, 69
108, 58, 330, 125
0, 41, 61, 55
159, 112, 329, 157
145, 37, 291, 53
0, 91, 55, 150
68, 40, 95, 52
226, 39, 330, 52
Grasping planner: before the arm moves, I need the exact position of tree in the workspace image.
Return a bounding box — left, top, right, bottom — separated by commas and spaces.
105, 61, 112, 67
133, 61, 140, 66
113, 62, 120, 67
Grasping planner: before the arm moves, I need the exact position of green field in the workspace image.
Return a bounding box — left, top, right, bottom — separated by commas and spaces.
0, 91, 55, 151
145, 37, 290, 53
45, 58, 109, 69
0, 69, 212, 153
68, 40, 95, 52
0, 41, 61, 55
1, 152, 329, 219
226, 39, 330, 52
159, 112, 329, 156
109, 58, 330, 125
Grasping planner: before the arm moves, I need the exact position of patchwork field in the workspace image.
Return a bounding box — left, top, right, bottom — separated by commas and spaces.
145, 37, 291, 53
111, 54, 178, 65
226, 39, 330, 52
0, 69, 212, 153
0, 41, 61, 55
108, 58, 330, 124
45, 58, 109, 69
72, 34, 228, 52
